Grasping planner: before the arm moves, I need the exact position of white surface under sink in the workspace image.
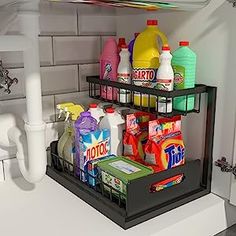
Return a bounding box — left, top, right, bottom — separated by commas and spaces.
0, 175, 232, 236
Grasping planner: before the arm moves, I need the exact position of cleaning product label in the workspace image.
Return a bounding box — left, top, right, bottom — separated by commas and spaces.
101, 60, 113, 98
117, 72, 131, 97
109, 160, 141, 174
132, 68, 157, 88
78, 129, 111, 182
101, 171, 126, 196
145, 116, 185, 191
145, 116, 185, 170
173, 65, 185, 89
87, 155, 115, 187
123, 112, 156, 161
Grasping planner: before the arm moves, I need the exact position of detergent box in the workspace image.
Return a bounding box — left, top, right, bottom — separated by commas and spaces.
145, 116, 185, 191
87, 155, 115, 187
77, 129, 111, 182
97, 156, 153, 199
123, 112, 156, 162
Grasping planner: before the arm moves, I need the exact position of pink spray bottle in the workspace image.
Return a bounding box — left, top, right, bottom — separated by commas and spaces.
100, 37, 119, 101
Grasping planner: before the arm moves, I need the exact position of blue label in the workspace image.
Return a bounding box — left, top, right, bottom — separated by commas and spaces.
165, 145, 185, 169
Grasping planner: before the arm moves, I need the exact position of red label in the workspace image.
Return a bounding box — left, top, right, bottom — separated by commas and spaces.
132, 69, 156, 81
86, 140, 109, 161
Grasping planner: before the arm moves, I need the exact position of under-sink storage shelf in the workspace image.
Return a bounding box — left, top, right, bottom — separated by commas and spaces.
86, 75, 207, 117
47, 82, 217, 229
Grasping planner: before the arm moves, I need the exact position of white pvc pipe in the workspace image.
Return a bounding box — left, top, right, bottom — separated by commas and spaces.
20, 11, 43, 125
8, 123, 46, 183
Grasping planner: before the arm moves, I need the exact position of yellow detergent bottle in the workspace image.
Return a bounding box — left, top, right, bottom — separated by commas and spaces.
132, 19, 168, 108
57, 103, 75, 158
63, 105, 84, 170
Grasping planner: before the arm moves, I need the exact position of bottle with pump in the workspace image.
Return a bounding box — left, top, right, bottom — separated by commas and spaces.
117, 44, 132, 104
133, 19, 168, 108
100, 37, 119, 101
57, 103, 75, 158
100, 108, 125, 156
89, 103, 105, 123
156, 46, 174, 113
63, 105, 84, 169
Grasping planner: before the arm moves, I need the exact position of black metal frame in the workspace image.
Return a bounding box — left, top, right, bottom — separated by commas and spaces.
46, 77, 217, 229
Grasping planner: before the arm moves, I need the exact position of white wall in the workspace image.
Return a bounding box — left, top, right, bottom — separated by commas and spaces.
0, 1, 116, 180
117, 0, 236, 200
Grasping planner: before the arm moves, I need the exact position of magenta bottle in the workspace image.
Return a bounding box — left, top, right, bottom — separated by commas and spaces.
100, 37, 119, 101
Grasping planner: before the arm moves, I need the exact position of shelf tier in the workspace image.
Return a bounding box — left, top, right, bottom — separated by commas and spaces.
86, 75, 207, 117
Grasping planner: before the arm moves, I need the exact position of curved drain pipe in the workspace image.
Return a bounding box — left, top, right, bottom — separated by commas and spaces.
0, 0, 47, 183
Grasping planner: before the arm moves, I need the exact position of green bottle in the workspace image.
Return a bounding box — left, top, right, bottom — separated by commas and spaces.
172, 41, 197, 111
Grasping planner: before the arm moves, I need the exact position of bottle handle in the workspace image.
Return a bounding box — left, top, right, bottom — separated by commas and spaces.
157, 30, 168, 49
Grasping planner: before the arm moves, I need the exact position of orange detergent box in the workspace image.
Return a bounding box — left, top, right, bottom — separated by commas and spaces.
123, 112, 156, 162
145, 116, 185, 191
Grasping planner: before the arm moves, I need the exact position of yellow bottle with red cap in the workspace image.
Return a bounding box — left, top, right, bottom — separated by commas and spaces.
132, 19, 168, 108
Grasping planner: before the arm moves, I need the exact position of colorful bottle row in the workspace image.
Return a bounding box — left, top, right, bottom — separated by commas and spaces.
100, 19, 197, 113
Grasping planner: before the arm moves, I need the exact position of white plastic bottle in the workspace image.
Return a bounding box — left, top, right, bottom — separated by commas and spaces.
156, 46, 174, 113
99, 107, 125, 156
117, 44, 132, 104
89, 103, 105, 123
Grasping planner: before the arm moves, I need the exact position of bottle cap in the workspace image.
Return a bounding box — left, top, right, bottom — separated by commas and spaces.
162, 46, 171, 51
147, 20, 158, 26
118, 38, 126, 45
89, 103, 98, 108
179, 41, 190, 46
121, 44, 128, 49
106, 108, 115, 113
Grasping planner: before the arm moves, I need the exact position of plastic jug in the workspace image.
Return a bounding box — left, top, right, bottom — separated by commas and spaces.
156, 46, 174, 113
128, 32, 139, 64
117, 44, 132, 104
172, 41, 197, 111
100, 37, 119, 101
89, 103, 105, 123
133, 19, 168, 108
99, 108, 125, 156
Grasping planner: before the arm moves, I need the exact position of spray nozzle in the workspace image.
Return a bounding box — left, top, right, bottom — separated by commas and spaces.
56, 103, 75, 119
64, 105, 84, 122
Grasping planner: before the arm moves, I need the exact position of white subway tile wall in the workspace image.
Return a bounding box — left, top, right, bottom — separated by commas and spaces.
79, 63, 99, 91
53, 36, 100, 65
0, 2, 117, 178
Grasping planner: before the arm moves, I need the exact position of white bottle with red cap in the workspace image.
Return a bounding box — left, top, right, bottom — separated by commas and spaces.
99, 107, 125, 156
89, 103, 105, 123
156, 46, 174, 113
117, 44, 132, 104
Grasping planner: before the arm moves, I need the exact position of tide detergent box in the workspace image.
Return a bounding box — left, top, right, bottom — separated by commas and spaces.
87, 155, 115, 187
77, 129, 111, 182
145, 116, 185, 191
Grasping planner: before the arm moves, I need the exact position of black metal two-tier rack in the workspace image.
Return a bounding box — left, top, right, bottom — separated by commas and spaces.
47, 76, 217, 229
